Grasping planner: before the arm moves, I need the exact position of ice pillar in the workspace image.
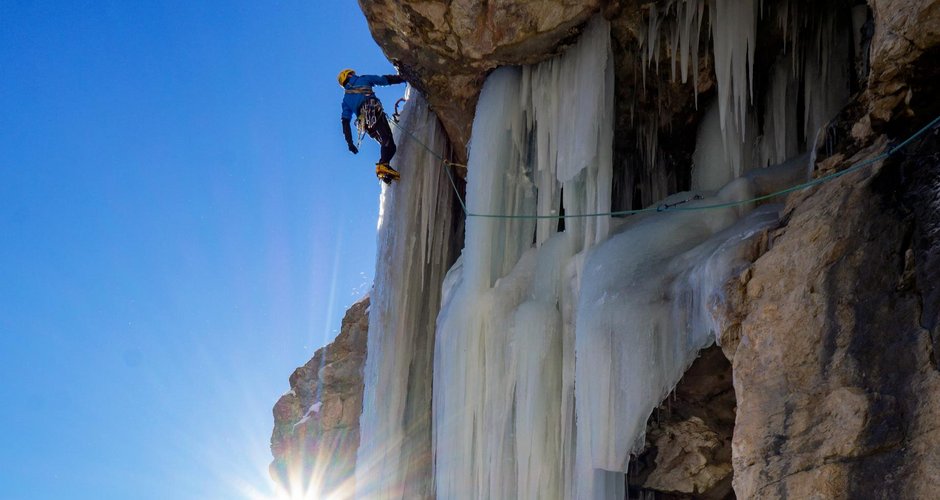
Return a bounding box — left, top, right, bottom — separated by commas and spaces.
355, 92, 460, 500
433, 16, 614, 500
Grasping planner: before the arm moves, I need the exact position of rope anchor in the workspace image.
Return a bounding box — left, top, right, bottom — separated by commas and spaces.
657, 194, 704, 212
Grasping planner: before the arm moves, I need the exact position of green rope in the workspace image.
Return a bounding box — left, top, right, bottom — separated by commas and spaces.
390, 119, 469, 213
391, 114, 940, 220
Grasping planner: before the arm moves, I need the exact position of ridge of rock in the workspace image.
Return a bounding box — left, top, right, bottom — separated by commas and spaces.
269, 297, 369, 495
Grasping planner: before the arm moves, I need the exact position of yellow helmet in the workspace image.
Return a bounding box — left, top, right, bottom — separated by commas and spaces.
337, 68, 355, 87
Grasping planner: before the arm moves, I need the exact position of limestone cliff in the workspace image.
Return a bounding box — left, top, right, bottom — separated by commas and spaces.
731, 131, 940, 498
270, 298, 368, 497
272, 0, 940, 497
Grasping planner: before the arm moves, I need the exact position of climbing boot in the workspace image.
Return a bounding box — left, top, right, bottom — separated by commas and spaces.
375, 163, 400, 184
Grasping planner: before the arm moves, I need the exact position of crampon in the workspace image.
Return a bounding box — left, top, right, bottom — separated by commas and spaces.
375, 163, 400, 184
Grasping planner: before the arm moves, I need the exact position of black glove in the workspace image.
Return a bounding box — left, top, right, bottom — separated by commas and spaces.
383, 74, 405, 85
341, 117, 357, 154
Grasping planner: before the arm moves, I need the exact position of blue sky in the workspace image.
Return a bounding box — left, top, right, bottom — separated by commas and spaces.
0, 1, 402, 498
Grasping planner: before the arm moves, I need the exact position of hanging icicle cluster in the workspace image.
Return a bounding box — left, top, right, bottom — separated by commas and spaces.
638, 0, 854, 189
433, 17, 614, 499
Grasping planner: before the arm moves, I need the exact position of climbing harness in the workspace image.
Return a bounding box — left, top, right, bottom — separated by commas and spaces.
390, 114, 940, 220
354, 97, 388, 148
344, 85, 375, 95
359, 98, 383, 130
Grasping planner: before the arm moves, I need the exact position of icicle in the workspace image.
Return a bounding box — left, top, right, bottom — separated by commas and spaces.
678, 0, 691, 83
692, 0, 704, 104
758, 58, 800, 166
639, 14, 650, 89
709, 0, 756, 140
803, 11, 851, 144
637, 0, 757, 177
646, 4, 661, 75
641, 0, 706, 87
670, 7, 680, 82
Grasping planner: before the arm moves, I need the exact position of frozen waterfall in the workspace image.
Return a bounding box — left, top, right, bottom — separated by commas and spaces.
429, 12, 827, 500
433, 16, 614, 500
354, 91, 460, 500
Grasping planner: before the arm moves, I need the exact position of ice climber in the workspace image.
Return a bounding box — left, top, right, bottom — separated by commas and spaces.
338, 69, 406, 183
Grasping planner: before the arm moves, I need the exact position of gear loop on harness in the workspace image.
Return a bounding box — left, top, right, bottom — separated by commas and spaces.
356, 97, 386, 147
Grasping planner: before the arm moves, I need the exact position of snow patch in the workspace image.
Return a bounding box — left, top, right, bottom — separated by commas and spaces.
292, 401, 323, 430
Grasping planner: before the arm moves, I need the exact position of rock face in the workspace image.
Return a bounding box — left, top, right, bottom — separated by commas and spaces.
855, 0, 940, 141
731, 133, 940, 497
645, 416, 731, 496
358, 0, 603, 159
269, 297, 369, 496
723, 3, 940, 494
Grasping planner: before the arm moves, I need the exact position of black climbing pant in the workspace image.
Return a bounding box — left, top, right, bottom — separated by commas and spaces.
362, 97, 397, 165
367, 113, 396, 164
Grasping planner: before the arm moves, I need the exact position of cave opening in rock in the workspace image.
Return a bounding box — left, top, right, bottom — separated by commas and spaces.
627, 346, 736, 499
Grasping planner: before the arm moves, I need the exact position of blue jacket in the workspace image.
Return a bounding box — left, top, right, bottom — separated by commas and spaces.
341, 74, 401, 120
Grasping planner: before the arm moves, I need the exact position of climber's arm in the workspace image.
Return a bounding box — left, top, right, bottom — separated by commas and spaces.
342, 117, 357, 154
358, 74, 405, 86
382, 74, 405, 85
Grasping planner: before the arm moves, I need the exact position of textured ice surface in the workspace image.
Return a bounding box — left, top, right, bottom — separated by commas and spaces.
434, 17, 614, 500
575, 195, 788, 473
355, 91, 458, 500
646, 1, 851, 179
